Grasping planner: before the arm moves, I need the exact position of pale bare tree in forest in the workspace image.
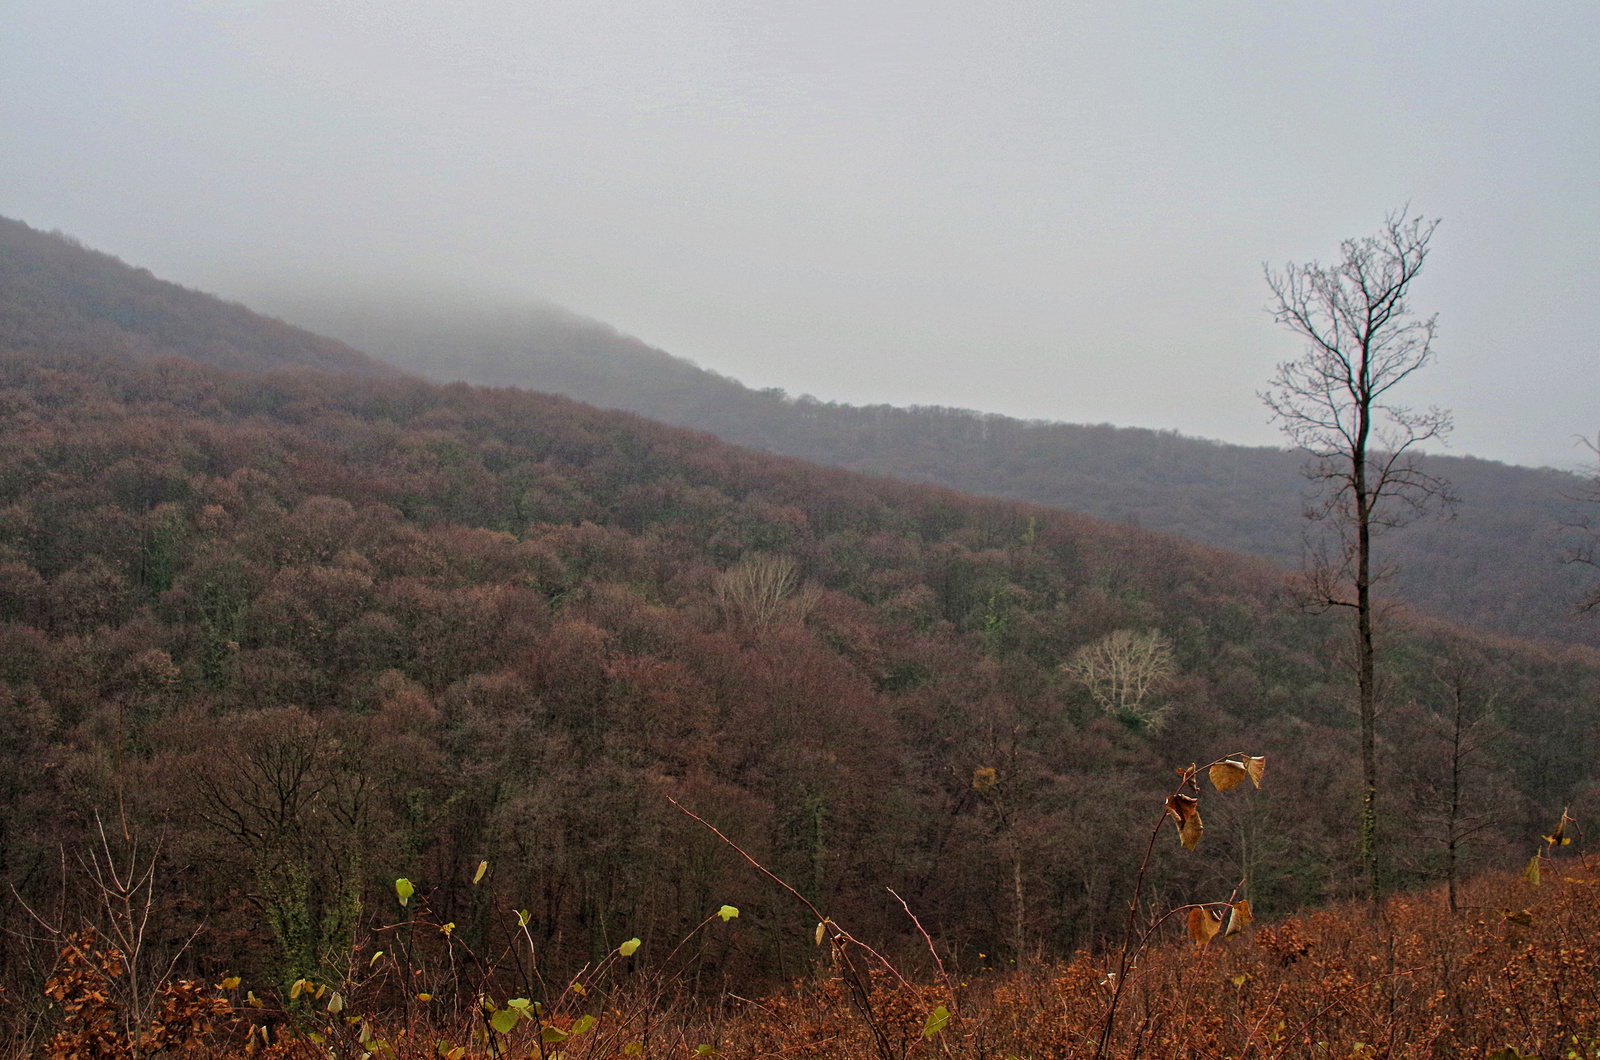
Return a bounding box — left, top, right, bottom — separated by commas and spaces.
1260, 208, 1454, 902
715, 554, 817, 635
1062, 629, 1176, 726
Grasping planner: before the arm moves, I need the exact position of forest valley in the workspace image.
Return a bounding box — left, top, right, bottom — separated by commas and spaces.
0, 220, 1597, 1057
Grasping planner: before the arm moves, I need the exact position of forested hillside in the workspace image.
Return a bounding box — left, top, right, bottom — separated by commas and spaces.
263, 287, 1600, 650
2, 225, 1599, 1057
0, 217, 392, 377
1, 345, 1596, 1005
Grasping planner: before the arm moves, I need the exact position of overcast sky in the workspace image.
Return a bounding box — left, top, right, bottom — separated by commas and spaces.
3, 0, 1596, 469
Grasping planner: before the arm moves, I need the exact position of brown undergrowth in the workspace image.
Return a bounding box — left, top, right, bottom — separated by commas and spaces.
18, 864, 1597, 1059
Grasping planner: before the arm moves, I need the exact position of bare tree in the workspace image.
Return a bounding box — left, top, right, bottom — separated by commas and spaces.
715, 554, 818, 636
1260, 208, 1455, 902
1062, 629, 1176, 727
1417, 650, 1504, 914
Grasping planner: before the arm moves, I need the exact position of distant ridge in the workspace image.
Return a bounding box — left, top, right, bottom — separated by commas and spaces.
0, 216, 393, 376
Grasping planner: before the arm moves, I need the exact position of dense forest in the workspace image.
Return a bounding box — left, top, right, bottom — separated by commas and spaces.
1, 219, 1597, 1057
258, 284, 1600, 651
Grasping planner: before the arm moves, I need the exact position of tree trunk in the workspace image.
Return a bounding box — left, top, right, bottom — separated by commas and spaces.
1355, 389, 1379, 905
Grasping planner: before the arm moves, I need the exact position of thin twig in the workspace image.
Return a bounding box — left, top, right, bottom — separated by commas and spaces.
665, 794, 911, 988
888, 887, 956, 1010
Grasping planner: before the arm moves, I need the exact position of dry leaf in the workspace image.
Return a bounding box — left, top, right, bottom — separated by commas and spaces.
1209, 761, 1248, 791
1523, 854, 1541, 887
1187, 907, 1223, 945
1225, 899, 1254, 937
1500, 908, 1535, 927
1245, 756, 1266, 788
1166, 794, 1203, 850
1543, 808, 1570, 846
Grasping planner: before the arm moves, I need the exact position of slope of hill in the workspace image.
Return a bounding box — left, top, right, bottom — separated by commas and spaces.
261, 287, 1600, 650
0, 216, 393, 376
1, 340, 1596, 998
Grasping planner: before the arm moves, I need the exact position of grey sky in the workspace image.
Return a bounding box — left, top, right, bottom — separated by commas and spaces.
3, 0, 1596, 469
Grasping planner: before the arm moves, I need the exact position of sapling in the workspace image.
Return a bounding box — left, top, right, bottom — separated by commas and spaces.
1090, 754, 1266, 1060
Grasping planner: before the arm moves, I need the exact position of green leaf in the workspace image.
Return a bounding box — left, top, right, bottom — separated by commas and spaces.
571, 1015, 596, 1036
695, 1046, 718, 1056
619, 937, 641, 957
395, 878, 415, 907
517, 909, 531, 927
473, 860, 488, 884
1487, 1049, 1534, 1060
1524, 855, 1541, 887
541, 1025, 569, 1043
490, 1008, 520, 1035
718, 905, 739, 922
923, 1004, 951, 1038
506, 998, 531, 1011
624, 1044, 643, 1056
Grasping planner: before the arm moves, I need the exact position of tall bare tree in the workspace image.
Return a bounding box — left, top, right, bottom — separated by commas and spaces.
1260, 208, 1454, 901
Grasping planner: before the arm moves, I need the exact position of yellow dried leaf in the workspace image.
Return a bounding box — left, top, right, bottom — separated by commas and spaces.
972, 767, 997, 791
1187, 907, 1223, 945
1245, 756, 1266, 788
221, 976, 241, 990
1500, 908, 1535, 927
815, 922, 826, 946
1225, 899, 1254, 937
1543, 808, 1570, 846
1209, 761, 1248, 791
1166, 794, 1203, 850
1524, 854, 1541, 887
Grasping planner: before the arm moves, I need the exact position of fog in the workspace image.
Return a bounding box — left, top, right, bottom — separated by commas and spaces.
3, 0, 1596, 469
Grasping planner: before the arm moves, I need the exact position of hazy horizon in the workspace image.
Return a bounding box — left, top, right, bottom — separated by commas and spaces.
3, 1, 1596, 471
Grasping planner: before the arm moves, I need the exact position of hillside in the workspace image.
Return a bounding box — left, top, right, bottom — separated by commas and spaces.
1, 340, 1596, 1000
259, 286, 1600, 651
0, 221, 1596, 1004
0, 216, 393, 376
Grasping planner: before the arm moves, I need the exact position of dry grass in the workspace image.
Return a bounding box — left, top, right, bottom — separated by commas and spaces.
18, 860, 1598, 1059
